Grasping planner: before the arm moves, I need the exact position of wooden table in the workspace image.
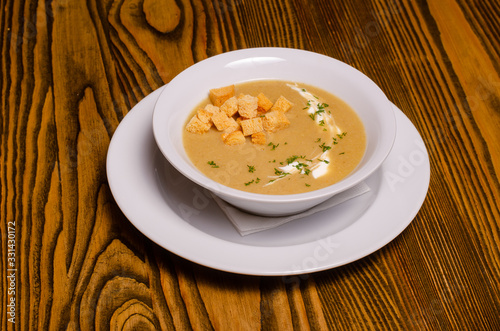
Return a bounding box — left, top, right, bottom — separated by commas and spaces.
2, 0, 499, 329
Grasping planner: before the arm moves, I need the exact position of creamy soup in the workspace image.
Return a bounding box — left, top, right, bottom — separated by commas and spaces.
183, 80, 366, 194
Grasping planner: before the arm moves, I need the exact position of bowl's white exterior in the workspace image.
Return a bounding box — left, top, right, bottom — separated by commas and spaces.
153, 48, 396, 216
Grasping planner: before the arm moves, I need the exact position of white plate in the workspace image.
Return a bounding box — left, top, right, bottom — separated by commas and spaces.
107, 87, 430, 276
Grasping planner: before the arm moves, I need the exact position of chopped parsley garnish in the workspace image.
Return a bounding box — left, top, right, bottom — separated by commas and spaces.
292, 162, 310, 175
337, 132, 347, 139
245, 177, 261, 186
305, 183, 311, 187
286, 155, 300, 164
339, 152, 345, 155
247, 165, 256, 173
268, 142, 279, 150
307, 102, 329, 121
207, 161, 219, 168
274, 168, 289, 177
319, 142, 332, 152
284, 155, 307, 165
299, 166, 311, 175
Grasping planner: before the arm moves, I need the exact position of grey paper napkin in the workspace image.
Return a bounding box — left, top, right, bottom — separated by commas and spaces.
212, 182, 371, 236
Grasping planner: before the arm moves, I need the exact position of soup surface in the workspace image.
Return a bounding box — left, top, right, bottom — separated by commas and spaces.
183, 80, 366, 194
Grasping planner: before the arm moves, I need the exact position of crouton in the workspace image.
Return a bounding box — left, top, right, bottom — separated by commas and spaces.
251, 132, 266, 145
236, 116, 249, 125
270, 96, 293, 112
237, 94, 258, 118
263, 110, 290, 132
196, 108, 212, 124
212, 111, 234, 131
222, 130, 245, 145
186, 115, 211, 134
209, 85, 235, 107
240, 117, 263, 136
257, 93, 273, 114
204, 104, 220, 115
223, 117, 240, 133
220, 96, 238, 117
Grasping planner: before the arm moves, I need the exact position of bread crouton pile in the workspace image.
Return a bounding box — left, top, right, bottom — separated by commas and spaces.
185, 85, 293, 146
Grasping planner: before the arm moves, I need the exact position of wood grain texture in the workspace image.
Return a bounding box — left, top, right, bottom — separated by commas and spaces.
1, 0, 499, 330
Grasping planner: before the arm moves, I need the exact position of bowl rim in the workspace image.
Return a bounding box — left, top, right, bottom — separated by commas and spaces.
152, 47, 396, 204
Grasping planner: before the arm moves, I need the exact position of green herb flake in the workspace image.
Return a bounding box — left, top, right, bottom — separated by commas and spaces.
274, 168, 289, 178
286, 155, 299, 164
207, 161, 219, 168
268, 142, 279, 150
319, 143, 332, 152
247, 165, 256, 173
